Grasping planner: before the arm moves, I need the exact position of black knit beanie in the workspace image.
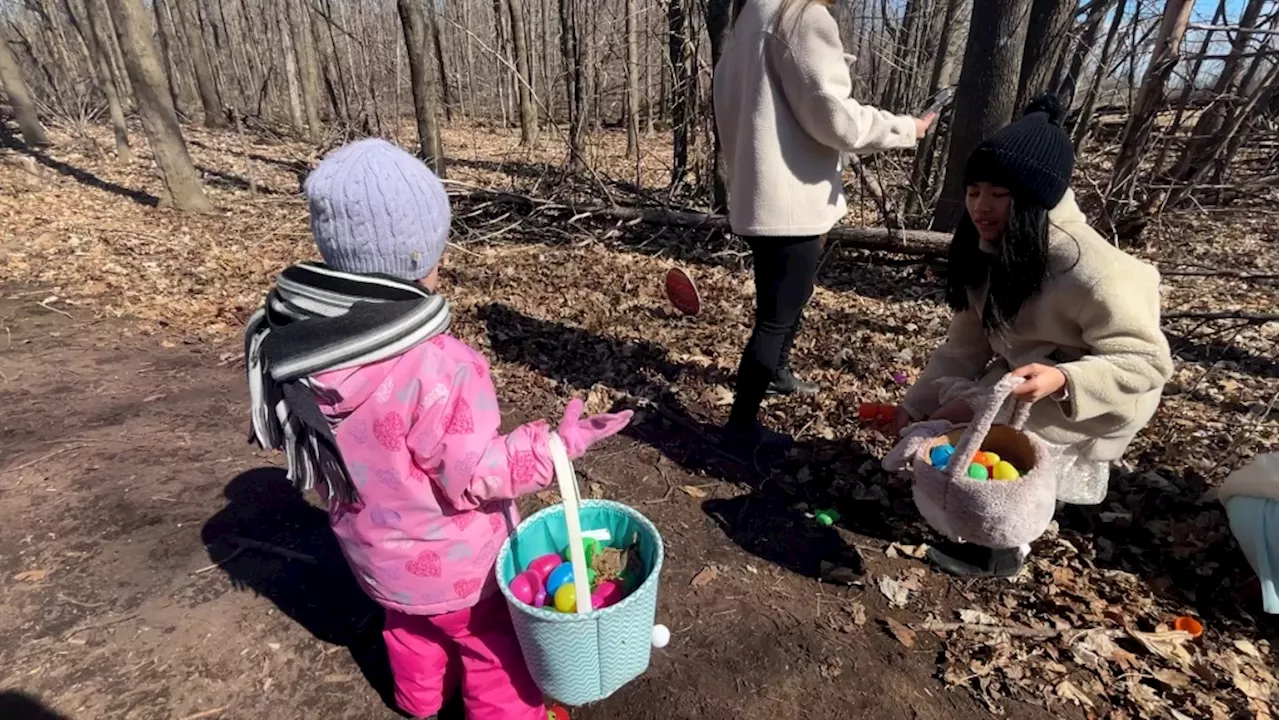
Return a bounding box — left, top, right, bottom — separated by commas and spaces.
963, 94, 1075, 209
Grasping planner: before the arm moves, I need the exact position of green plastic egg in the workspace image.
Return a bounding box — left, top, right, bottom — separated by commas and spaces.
966, 463, 989, 481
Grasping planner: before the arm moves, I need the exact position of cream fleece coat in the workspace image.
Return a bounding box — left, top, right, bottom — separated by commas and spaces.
901, 190, 1174, 462
713, 0, 919, 236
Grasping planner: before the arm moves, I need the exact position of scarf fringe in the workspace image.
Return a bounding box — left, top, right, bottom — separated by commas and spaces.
245, 263, 451, 504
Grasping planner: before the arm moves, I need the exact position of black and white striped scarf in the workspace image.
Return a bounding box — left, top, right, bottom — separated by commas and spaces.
244, 263, 451, 504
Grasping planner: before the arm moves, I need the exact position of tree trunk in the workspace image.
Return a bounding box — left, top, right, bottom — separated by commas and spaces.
1149, 0, 1227, 175
667, 0, 692, 188
83, 0, 133, 160
1070, 0, 1124, 149
310, 0, 348, 125
1106, 0, 1195, 220
931, 0, 1033, 231
644, 0, 655, 138
104, 0, 212, 210
277, 0, 305, 134
428, 3, 453, 123
540, 0, 552, 122
284, 0, 321, 138
1053, 0, 1113, 108
174, 0, 223, 126
152, 0, 184, 114
397, 0, 444, 175
625, 0, 640, 158
0, 27, 49, 146
559, 0, 586, 171
705, 0, 731, 212
906, 0, 967, 219
508, 0, 538, 144
1016, 0, 1076, 110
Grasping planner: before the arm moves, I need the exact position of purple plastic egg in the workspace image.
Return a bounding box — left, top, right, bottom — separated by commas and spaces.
527, 553, 563, 584
533, 587, 547, 608
508, 571, 540, 606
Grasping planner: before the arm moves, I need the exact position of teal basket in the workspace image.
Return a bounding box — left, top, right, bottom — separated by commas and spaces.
495, 436, 666, 706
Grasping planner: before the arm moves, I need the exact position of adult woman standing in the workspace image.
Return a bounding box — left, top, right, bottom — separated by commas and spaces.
714, 0, 935, 452
891, 96, 1174, 577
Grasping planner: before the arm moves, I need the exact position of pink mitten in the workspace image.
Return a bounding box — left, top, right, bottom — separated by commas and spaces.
557, 398, 634, 459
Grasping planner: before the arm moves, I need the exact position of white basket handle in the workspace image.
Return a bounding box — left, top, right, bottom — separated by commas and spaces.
547, 433, 593, 615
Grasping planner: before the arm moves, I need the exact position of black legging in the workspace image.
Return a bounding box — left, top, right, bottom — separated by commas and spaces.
728, 236, 823, 431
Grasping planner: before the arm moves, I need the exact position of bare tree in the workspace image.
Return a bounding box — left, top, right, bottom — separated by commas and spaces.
1017, 0, 1076, 109
152, 0, 184, 114
624, 0, 640, 158
429, 4, 453, 122
284, 0, 321, 138
0, 27, 50, 145
560, 0, 586, 171
105, 0, 212, 210
277, 0, 306, 134
667, 0, 693, 187
1070, 0, 1125, 149
507, 0, 538, 144
398, 0, 445, 174
81, 0, 133, 160
1106, 0, 1196, 223
932, 0, 1033, 231
174, 0, 224, 126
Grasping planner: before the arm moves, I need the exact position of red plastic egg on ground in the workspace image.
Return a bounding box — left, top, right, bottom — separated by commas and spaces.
527, 554, 562, 584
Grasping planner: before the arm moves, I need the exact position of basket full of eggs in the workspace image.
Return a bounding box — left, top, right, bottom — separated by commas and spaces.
910, 373, 1057, 549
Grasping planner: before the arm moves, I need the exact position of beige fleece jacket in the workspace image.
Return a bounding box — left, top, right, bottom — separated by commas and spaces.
901, 190, 1175, 462
712, 0, 919, 236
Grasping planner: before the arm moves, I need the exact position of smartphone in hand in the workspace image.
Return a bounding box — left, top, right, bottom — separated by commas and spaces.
922, 86, 956, 117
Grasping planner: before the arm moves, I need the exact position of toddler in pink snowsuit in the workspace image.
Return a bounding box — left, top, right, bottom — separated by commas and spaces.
245, 139, 631, 720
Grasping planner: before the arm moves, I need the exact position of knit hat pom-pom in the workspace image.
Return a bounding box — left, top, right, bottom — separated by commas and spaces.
1024, 93, 1066, 126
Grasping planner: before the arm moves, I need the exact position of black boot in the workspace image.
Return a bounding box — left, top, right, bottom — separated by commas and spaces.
927, 541, 1026, 578
767, 318, 819, 396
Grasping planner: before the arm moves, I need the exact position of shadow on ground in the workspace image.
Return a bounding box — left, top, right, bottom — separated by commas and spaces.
201, 468, 465, 719
483, 301, 933, 581
0, 127, 159, 207
0, 693, 70, 720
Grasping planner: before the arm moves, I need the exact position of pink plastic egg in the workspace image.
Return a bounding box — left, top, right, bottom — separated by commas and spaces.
527, 554, 563, 584
591, 579, 625, 610
508, 571, 541, 606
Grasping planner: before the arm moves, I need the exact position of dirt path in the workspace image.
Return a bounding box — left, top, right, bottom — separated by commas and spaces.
0, 288, 1066, 720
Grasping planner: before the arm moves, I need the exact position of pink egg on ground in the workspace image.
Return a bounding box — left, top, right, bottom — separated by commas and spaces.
527, 554, 563, 584
591, 579, 626, 610
508, 571, 540, 606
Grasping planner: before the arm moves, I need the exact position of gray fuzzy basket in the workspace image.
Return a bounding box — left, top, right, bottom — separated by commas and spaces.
910, 374, 1057, 549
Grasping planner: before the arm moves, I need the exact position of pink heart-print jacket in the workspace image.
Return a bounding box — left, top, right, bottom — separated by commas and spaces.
310, 334, 554, 617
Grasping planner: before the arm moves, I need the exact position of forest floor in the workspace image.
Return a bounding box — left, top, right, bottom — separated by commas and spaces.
0, 120, 1277, 720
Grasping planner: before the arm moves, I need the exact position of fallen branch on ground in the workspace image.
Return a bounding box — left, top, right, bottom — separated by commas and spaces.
449, 188, 953, 257
226, 535, 316, 563
915, 621, 1067, 639
1164, 310, 1278, 323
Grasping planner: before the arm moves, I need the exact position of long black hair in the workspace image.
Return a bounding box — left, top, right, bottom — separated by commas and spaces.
945, 193, 1051, 333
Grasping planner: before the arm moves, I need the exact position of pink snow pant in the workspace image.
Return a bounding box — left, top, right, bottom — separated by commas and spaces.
383, 593, 545, 720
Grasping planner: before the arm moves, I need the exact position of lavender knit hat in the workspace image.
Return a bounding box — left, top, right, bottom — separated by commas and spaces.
304, 138, 450, 282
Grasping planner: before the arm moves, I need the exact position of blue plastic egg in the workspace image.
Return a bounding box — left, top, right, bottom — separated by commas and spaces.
545, 562, 575, 597
929, 443, 955, 469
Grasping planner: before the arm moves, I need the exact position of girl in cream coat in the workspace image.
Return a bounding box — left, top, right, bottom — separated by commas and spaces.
890, 96, 1174, 577
714, 0, 935, 453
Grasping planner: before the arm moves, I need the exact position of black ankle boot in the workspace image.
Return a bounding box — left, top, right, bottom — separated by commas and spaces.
768, 316, 819, 396
768, 366, 820, 396
927, 541, 1026, 578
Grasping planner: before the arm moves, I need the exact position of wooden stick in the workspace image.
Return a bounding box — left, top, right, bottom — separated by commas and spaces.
226, 535, 316, 563
64, 613, 139, 639
9, 445, 82, 473
914, 621, 1064, 638
177, 707, 229, 720
1164, 310, 1277, 323
191, 546, 247, 575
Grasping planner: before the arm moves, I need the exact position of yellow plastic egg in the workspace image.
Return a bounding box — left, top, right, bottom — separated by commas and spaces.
553, 582, 577, 613
979, 451, 1001, 468
992, 461, 1020, 481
